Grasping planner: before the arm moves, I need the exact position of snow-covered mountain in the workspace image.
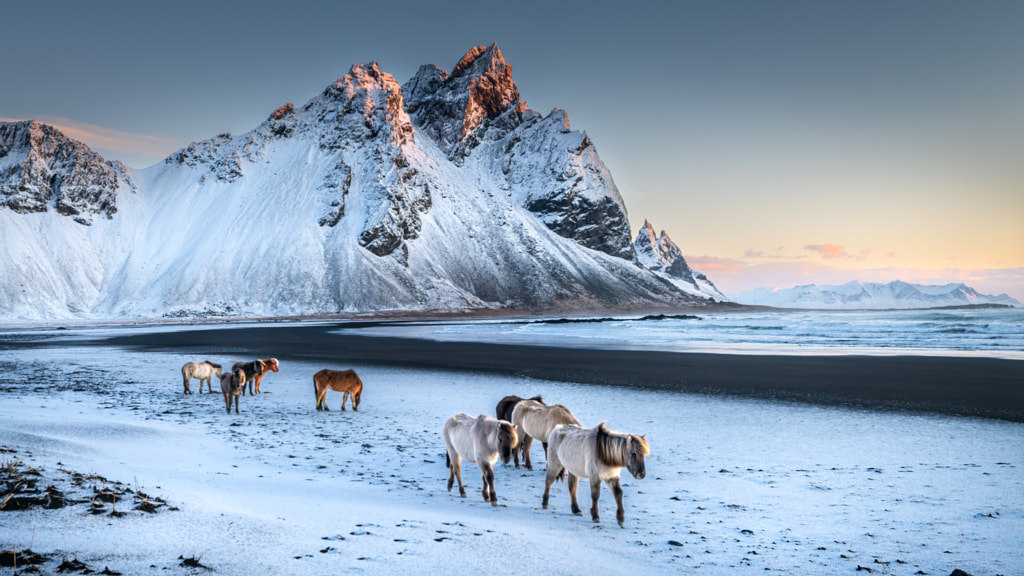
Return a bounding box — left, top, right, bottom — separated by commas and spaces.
632, 220, 726, 301
1, 45, 722, 321
733, 280, 1020, 309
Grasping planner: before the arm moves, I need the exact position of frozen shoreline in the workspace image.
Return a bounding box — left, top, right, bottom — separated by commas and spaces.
75, 321, 1024, 422
1, 326, 1022, 575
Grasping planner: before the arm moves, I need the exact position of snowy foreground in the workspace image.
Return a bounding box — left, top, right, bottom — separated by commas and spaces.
1, 338, 1022, 575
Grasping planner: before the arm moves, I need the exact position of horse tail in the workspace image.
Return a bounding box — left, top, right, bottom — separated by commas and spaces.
445, 451, 450, 469
556, 468, 566, 482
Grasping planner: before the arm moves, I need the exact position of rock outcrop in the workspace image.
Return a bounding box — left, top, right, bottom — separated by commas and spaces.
0, 121, 133, 225
634, 219, 726, 300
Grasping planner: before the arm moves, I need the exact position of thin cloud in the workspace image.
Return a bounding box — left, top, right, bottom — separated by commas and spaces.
805, 243, 848, 259
685, 255, 744, 273
0, 116, 181, 165
744, 247, 804, 260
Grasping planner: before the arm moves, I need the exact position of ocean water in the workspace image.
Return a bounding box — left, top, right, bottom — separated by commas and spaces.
338, 307, 1024, 359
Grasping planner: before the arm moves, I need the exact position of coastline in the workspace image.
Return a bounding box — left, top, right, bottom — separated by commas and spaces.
85, 322, 1024, 422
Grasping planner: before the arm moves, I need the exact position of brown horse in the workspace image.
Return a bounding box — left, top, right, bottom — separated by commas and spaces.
495, 394, 543, 468
218, 368, 246, 414
313, 369, 363, 411
232, 360, 265, 396
252, 358, 279, 394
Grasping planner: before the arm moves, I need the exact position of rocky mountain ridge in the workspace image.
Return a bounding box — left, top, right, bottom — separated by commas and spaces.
734, 280, 1019, 309
0, 45, 723, 320
633, 220, 726, 301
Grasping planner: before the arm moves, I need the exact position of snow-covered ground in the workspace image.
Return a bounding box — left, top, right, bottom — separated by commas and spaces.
1, 338, 1021, 575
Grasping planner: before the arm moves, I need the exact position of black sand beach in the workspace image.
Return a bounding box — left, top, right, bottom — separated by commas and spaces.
76, 322, 1024, 422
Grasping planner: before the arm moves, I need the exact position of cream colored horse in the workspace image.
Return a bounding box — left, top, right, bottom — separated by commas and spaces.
542, 422, 649, 527
181, 361, 222, 395
510, 400, 580, 470
442, 413, 518, 506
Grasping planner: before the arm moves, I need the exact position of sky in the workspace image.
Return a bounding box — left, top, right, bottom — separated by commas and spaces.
3, 0, 1022, 301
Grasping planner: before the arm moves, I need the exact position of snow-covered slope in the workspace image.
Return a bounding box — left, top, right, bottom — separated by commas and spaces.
0, 45, 718, 321
733, 280, 1020, 309
632, 219, 727, 301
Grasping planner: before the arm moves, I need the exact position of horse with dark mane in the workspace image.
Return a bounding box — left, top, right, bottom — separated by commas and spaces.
511, 399, 580, 470
232, 360, 265, 396
252, 358, 279, 394
442, 413, 518, 507
181, 361, 222, 395
541, 422, 650, 527
218, 367, 247, 414
495, 394, 543, 468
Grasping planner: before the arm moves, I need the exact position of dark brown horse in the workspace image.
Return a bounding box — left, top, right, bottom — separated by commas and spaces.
232, 360, 265, 396
218, 367, 246, 414
495, 394, 543, 467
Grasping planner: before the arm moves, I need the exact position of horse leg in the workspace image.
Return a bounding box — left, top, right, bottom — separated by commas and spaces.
446, 451, 455, 492
453, 457, 466, 498
223, 393, 230, 414
542, 465, 562, 509
320, 389, 330, 411
609, 477, 625, 527
341, 390, 349, 411
183, 376, 191, 395
589, 475, 602, 523
353, 391, 360, 411
567, 473, 581, 515
482, 463, 497, 505
522, 436, 534, 470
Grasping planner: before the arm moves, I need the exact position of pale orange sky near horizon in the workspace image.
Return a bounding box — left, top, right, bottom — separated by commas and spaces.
3, 1, 1021, 301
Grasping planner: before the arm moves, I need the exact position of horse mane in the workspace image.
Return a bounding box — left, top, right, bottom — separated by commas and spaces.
529, 394, 544, 404
497, 420, 518, 449
595, 422, 649, 467
205, 361, 222, 370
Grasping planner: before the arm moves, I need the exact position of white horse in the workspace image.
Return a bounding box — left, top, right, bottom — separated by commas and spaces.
181, 361, 222, 395
510, 399, 581, 470
542, 422, 650, 527
442, 413, 518, 506
218, 368, 246, 414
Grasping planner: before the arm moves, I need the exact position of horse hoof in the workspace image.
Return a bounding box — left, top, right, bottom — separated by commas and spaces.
490, 499, 498, 507
459, 492, 467, 498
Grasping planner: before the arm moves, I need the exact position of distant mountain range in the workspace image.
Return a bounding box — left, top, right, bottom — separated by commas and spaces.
0, 44, 725, 321
733, 280, 1019, 309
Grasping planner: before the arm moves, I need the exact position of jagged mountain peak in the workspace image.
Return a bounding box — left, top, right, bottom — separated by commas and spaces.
0, 46, 729, 320
0, 120, 134, 225
404, 43, 527, 155
633, 218, 726, 301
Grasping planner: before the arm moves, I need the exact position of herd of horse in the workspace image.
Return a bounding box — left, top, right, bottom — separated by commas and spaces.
445, 395, 650, 527
179, 360, 650, 527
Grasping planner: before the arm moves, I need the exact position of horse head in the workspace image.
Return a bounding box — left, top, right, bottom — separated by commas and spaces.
232, 369, 246, 392
497, 421, 518, 466
626, 435, 650, 479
